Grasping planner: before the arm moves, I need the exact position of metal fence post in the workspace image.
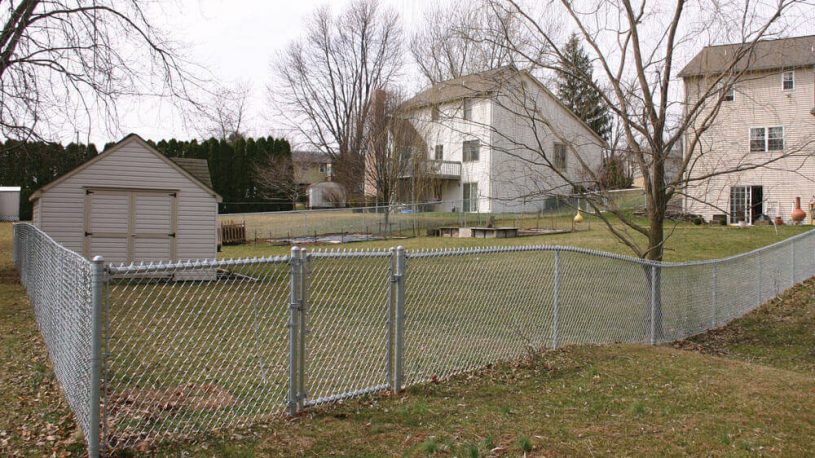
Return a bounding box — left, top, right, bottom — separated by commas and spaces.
386, 248, 395, 389
757, 254, 762, 307
89, 256, 104, 458
297, 248, 308, 411
393, 246, 406, 392
551, 250, 560, 349
649, 264, 657, 346
711, 264, 718, 328
791, 239, 796, 286
287, 247, 301, 416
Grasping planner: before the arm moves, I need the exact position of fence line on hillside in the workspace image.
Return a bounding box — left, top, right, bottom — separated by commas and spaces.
13, 221, 814, 455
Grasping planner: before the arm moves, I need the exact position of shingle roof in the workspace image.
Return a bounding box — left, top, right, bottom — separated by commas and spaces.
401, 66, 518, 110
678, 35, 815, 78
170, 157, 213, 189
292, 150, 331, 163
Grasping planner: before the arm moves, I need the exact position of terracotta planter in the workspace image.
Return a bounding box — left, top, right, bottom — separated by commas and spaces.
791, 197, 806, 223
775, 216, 783, 226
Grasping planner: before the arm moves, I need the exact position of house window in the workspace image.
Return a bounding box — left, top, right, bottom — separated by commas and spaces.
721, 83, 735, 102
462, 182, 478, 212
399, 146, 414, 161
750, 126, 784, 152
553, 143, 567, 171
319, 163, 328, 174
782, 71, 794, 90
463, 98, 473, 121
462, 139, 480, 162
431, 104, 440, 121
434, 144, 444, 160
767, 126, 784, 150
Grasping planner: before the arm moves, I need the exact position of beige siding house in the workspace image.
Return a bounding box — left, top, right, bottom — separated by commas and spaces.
30, 134, 222, 263
681, 36, 815, 224
397, 66, 606, 213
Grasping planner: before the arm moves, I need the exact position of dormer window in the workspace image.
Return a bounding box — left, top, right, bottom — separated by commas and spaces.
782, 71, 794, 90
463, 98, 473, 121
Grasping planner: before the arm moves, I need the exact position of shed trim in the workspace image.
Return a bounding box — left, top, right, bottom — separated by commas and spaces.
28, 133, 223, 202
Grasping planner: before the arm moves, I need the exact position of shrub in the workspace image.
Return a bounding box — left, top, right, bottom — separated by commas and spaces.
599, 155, 634, 189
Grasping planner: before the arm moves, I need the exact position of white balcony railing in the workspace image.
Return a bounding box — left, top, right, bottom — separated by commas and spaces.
399, 160, 461, 180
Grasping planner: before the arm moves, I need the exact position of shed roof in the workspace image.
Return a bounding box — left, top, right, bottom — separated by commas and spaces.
0, 186, 21, 192
678, 35, 815, 78
169, 157, 213, 189
29, 133, 222, 202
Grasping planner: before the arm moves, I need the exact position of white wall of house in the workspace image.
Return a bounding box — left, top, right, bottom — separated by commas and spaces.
490, 74, 605, 213
410, 97, 494, 213
684, 66, 815, 223
32, 136, 219, 263
406, 73, 605, 214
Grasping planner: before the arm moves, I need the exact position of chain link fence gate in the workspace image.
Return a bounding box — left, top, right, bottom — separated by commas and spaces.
12, 222, 815, 456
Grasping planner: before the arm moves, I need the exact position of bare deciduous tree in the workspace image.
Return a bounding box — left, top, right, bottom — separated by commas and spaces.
482, 0, 812, 261
410, 0, 543, 84
198, 83, 251, 141
0, 0, 203, 142
364, 88, 427, 205
271, 0, 402, 198
253, 154, 304, 208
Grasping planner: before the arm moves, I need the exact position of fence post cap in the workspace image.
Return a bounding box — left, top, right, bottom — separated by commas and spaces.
91, 255, 104, 263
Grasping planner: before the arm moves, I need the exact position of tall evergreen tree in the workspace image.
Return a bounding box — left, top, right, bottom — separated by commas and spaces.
556, 33, 612, 141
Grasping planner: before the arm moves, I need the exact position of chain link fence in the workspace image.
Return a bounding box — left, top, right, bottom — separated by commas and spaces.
12, 223, 101, 455
219, 191, 646, 244
12, 222, 815, 455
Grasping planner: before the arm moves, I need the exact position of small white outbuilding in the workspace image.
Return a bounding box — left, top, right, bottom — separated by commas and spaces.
29, 134, 222, 263
0, 186, 21, 221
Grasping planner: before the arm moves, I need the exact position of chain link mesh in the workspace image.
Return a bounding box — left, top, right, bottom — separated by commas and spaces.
404, 248, 556, 386
12, 224, 95, 448
303, 250, 392, 404
13, 221, 815, 455
104, 257, 290, 450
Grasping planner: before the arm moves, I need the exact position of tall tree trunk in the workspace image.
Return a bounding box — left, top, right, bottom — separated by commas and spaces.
646, 156, 667, 341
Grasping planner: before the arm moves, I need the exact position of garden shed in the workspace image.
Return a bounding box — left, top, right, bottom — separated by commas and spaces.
29, 134, 221, 264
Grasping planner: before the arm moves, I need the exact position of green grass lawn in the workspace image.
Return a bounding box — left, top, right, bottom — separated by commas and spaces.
220, 215, 812, 262
4, 220, 815, 456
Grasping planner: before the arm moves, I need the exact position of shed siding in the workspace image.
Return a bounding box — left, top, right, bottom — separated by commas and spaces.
32, 199, 40, 225
38, 139, 217, 261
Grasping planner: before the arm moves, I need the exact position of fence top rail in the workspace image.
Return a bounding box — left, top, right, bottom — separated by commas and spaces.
106, 254, 290, 274
404, 228, 815, 267
307, 249, 392, 259
415, 229, 814, 266
14, 223, 90, 266
18, 222, 814, 273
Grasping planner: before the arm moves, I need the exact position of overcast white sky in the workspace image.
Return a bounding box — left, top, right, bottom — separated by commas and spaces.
103, 0, 436, 146
83, 0, 815, 147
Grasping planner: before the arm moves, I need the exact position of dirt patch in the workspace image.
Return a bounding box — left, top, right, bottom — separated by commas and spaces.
109, 383, 236, 415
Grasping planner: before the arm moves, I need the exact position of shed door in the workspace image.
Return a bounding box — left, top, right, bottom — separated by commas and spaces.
84, 189, 177, 263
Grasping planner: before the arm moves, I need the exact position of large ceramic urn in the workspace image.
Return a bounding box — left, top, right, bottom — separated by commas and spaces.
791, 197, 806, 223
